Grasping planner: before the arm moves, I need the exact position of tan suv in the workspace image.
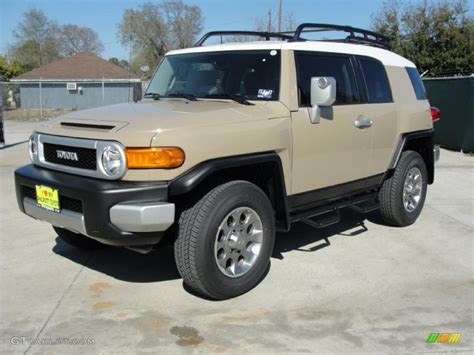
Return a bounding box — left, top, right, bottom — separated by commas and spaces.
15, 24, 440, 299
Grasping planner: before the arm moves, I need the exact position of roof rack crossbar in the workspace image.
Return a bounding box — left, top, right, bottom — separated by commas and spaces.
290, 23, 391, 49
194, 31, 293, 47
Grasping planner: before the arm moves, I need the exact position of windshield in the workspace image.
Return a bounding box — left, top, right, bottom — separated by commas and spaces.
146, 50, 281, 101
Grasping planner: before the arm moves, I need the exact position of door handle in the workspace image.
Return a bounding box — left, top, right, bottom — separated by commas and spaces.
354, 117, 373, 129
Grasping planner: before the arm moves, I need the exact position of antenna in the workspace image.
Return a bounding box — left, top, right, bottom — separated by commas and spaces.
278, 0, 282, 33
128, 14, 133, 102
267, 9, 272, 32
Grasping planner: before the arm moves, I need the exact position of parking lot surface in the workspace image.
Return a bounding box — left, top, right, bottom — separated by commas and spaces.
0, 120, 472, 353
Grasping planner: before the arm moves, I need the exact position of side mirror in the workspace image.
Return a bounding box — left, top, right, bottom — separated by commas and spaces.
309, 77, 336, 124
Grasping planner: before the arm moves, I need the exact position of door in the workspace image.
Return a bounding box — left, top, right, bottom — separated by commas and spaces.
356, 57, 398, 177
291, 52, 372, 196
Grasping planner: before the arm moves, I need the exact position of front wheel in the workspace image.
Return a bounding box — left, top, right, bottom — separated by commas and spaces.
174, 181, 275, 300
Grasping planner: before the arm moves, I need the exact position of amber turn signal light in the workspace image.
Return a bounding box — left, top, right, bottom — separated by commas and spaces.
126, 147, 185, 168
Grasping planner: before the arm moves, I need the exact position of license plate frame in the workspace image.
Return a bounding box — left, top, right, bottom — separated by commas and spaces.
35, 185, 60, 212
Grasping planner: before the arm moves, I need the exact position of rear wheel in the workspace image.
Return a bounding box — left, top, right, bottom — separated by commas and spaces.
378, 151, 428, 226
53, 226, 105, 250
174, 181, 275, 300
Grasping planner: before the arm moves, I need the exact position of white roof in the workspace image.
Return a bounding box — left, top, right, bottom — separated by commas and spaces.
167, 41, 416, 68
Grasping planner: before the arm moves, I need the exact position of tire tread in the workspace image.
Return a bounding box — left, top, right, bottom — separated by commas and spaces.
174, 181, 252, 298
379, 150, 426, 226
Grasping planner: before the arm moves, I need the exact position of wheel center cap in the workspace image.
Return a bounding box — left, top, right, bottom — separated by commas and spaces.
228, 233, 238, 246
228, 231, 245, 249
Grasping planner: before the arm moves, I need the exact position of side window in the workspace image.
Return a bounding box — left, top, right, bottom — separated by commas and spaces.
295, 52, 359, 106
406, 67, 427, 100
359, 58, 393, 103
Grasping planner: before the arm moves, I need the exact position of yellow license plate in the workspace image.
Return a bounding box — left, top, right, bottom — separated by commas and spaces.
35, 185, 60, 212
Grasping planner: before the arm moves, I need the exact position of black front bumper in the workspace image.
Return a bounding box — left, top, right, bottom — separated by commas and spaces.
15, 164, 169, 246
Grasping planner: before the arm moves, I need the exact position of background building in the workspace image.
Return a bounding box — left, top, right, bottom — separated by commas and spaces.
10, 52, 141, 110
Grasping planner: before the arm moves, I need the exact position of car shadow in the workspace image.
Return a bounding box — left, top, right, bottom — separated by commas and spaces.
52, 237, 180, 283
52, 208, 378, 285
0, 140, 28, 150
273, 208, 374, 259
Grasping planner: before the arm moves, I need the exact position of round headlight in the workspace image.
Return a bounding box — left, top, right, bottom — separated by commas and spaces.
101, 146, 123, 176
29, 135, 38, 161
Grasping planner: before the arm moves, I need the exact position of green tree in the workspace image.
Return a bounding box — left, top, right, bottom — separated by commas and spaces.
108, 57, 130, 70
0, 56, 23, 108
118, 0, 203, 73
0, 56, 23, 81
372, 0, 473, 76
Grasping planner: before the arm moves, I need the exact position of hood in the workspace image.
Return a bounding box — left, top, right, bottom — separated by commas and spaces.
36, 99, 289, 146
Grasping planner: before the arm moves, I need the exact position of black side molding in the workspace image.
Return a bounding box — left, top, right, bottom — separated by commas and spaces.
288, 174, 384, 213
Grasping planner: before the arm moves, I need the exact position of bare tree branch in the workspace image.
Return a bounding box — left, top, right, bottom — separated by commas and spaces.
117, 1, 204, 73
58, 24, 104, 56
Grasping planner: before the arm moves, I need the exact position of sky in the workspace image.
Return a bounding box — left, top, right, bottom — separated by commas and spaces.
1, 0, 472, 60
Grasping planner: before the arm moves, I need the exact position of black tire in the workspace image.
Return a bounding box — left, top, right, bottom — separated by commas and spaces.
174, 181, 275, 300
53, 226, 105, 250
378, 150, 428, 226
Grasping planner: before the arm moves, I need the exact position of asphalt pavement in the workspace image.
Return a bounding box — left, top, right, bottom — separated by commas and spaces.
0, 120, 472, 353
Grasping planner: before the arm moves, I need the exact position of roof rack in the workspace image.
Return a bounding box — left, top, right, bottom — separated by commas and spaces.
290, 23, 391, 49
194, 24, 391, 50
194, 31, 293, 47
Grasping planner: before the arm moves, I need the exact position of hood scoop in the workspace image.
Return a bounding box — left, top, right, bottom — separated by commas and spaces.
50, 118, 129, 133
60, 122, 116, 131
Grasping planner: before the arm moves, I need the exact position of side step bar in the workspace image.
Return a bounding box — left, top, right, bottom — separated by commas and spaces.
301, 209, 340, 229
290, 192, 379, 229
349, 199, 379, 213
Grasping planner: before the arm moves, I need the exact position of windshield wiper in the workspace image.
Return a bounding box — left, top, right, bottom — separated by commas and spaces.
144, 92, 161, 100
165, 93, 198, 101
204, 94, 254, 106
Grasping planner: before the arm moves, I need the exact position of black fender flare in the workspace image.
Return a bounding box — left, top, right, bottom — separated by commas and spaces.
168, 151, 290, 232
389, 129, 435, 184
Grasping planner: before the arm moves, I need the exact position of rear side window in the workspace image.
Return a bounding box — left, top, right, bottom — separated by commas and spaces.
359, 59, 392, 103
406, 67, 427, 100
295, 52, 359, 106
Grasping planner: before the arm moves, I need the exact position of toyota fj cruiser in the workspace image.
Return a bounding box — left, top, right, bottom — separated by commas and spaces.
15, 24, 440, 299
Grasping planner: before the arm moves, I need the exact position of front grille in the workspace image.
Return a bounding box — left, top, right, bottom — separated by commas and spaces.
22, 186, 83, 213
43, 143, 96, 170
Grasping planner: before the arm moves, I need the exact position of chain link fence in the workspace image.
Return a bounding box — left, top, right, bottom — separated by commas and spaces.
1, 81, 71, 123
1, 79, 142, 119
0, 79, 143, 147
0, 76, 4, 147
